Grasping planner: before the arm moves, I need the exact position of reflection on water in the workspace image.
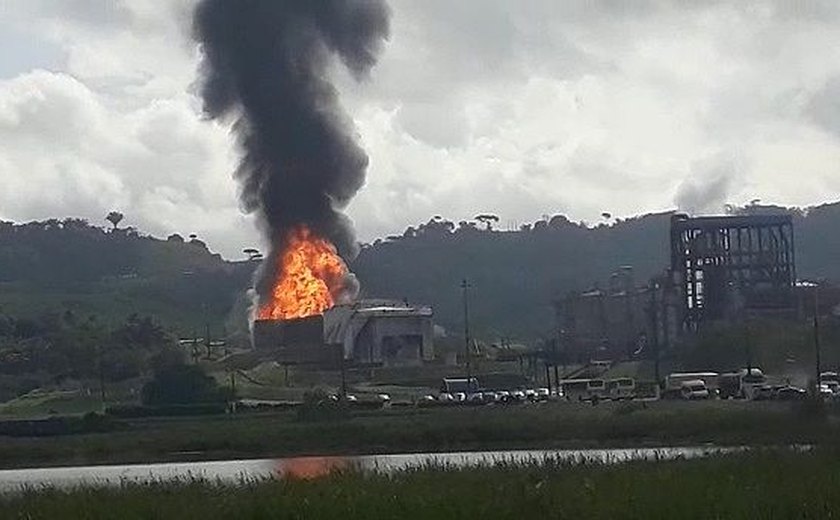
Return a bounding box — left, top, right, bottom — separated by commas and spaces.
277, 456, 350, 479
0, 446, 738, 492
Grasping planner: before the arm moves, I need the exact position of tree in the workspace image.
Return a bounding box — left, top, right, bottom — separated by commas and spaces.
141, 362, 230, 405
402, 226, 417, 239
475, 214, 500, 231
105, 211, 124, 231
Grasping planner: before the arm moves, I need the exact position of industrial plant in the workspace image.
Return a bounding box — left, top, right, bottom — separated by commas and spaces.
555, 213, 799, 363
253, 299, 435, 368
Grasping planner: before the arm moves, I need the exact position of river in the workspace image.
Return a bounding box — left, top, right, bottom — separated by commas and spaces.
0, 446, 740, 492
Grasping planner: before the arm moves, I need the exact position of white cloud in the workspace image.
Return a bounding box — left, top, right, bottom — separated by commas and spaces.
2, 0, 840, 257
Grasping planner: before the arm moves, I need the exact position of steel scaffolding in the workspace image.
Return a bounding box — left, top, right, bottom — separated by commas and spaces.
670, 213, 796, 330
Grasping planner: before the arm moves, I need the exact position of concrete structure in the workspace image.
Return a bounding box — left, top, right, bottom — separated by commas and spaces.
252, 316, 338, 366
252, 299, 435, 368
324, 300, 434, 367
554, 266, 680, 363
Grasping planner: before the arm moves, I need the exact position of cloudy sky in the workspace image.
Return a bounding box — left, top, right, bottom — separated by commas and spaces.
2, 0, 840, 259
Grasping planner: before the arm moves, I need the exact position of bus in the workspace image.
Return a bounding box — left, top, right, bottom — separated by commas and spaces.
561, 379, 606, 402
440, 377, 479, 395
606, 378, 636, 400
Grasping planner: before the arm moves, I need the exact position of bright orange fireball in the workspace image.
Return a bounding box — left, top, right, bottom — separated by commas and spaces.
258, 225, 347, 320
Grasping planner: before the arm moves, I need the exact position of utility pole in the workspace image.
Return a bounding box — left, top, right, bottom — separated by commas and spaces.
647, 286, 661, 386
552, 331, 560, 392
544, 362, 552, 394
97, 344, 106, 412
203, 303, 212, 360
225, 343, 236, 413
340, 346, 348, 400
744, 314, 753, 375
461, 279, 472, 384
814, 284, 821, 394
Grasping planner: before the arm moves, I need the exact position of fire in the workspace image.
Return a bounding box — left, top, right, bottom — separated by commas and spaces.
257, 225, 347, 320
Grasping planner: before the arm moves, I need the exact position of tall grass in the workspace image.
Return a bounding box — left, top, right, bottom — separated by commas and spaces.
0, 400, 834, 469
4, 449, 840, 519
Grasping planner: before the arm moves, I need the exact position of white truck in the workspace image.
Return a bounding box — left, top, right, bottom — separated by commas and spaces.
664, 372, 719, 398
718, 368, 766, 399
679, 379, 710, 400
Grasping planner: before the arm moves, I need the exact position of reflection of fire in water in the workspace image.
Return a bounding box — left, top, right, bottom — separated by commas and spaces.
276, 456, 349, 479
258, 226, 348, 320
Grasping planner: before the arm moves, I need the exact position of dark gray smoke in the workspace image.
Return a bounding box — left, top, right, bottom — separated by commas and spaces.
192, 0, 390, 299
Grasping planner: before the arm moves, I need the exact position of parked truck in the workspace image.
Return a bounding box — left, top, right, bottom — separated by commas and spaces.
718, 368, 766, 399
664, 372, 719, 398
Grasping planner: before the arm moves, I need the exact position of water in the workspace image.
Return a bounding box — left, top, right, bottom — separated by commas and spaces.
0, 446, 738, 492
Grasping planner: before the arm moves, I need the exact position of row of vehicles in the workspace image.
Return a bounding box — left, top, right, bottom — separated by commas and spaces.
433, 387, 553, 405
663, 369, 767, 400
436, 377, 646, 404
434, 368, 833, 405
664, 368, 831, 401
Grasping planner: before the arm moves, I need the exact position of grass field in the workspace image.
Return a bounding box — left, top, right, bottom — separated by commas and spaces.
0, 400, 835, 470
3, 448, 840, 519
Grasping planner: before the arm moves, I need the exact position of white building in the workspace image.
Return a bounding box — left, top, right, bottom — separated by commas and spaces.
324, 300, 435, 367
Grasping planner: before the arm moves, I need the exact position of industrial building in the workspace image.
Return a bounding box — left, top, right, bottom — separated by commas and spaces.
253, 299, 435, 367
554, 213, 797, 361
554, 266, 680, 363
670, 213, 796, 330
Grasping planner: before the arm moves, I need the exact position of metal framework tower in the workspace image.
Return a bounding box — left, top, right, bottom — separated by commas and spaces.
670, 213, 796, 330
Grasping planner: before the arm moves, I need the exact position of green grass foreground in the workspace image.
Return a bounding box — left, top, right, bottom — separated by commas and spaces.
0, 400, 837, 469
4, 449, 840, 519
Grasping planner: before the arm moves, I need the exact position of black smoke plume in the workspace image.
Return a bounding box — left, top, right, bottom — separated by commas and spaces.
192, 0, 390, 300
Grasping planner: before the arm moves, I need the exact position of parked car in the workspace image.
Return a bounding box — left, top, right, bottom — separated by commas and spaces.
493, 390, 511, 403
752, 385, 775, 401
467, 393, 485, 404
680, 380, 710, 400
774, 386, 807, 401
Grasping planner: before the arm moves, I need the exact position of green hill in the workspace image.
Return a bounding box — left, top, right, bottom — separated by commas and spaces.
352, 202, 840, 340
3, 201, 840, 343
0, 219, 253, 338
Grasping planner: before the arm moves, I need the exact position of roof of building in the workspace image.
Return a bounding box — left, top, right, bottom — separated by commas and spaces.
672, 214, 792, 230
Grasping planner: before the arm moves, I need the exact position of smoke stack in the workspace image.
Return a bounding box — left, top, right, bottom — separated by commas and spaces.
192, 0, 390, 305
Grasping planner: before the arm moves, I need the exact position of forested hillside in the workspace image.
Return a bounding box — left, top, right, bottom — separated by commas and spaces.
352, 213, 672, 339
0, 219, 253, 338
352, 202, 840, 339
2, 202, 840, 342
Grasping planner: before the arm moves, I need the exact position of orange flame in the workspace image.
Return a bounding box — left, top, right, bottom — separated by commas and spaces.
257, 225, 347, 320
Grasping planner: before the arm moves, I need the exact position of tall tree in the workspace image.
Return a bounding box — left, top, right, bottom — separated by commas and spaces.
475, 214, 500, 231
105, 211, 124, 231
